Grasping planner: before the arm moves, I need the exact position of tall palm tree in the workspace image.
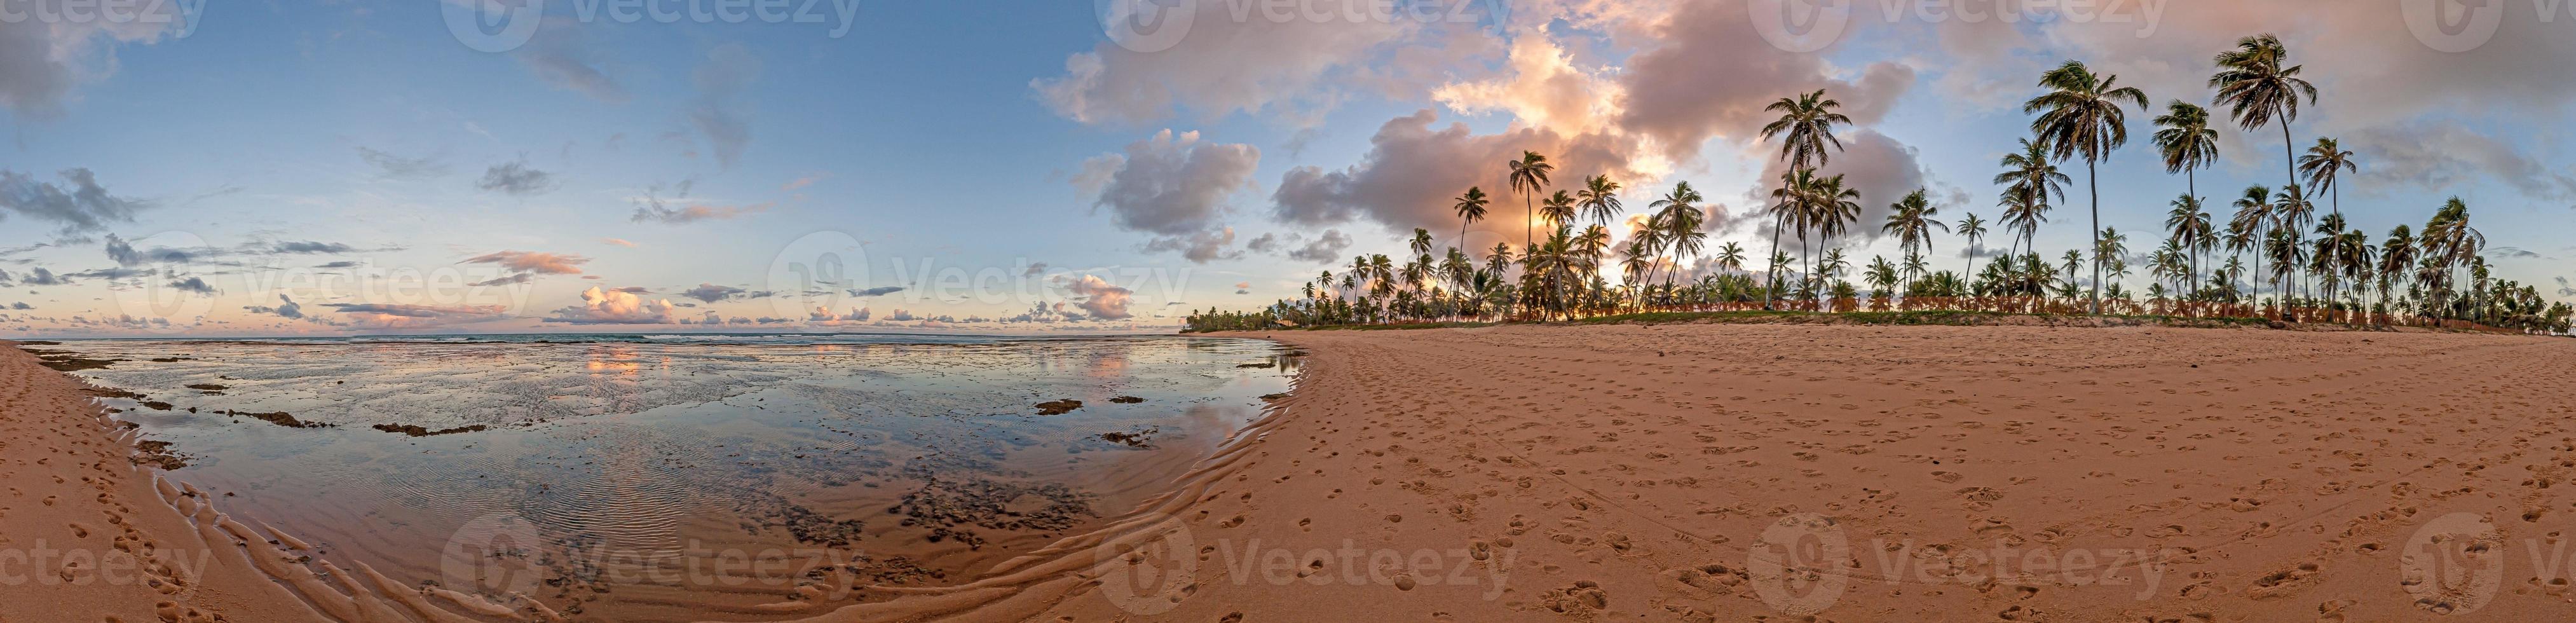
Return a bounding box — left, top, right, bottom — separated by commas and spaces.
2228, 185, 2274, 305
2152, 100, 2221, 200
1506, 151, 1553, 251
1994, 137, 2068, 257
2025, 59, 2148, 313
1760, 89, 1851, 169
1807, 174, 1863, 299
2165, 195, 2214, 299
1956, 212, 1989, 282
2211, 33, 2319, 200
1647, 182, 1707, 289
2298, 137, 2359, 219
1765, 169, 1819, 308
2421, 197, 2485, 318
1541, 191, 1579, 231
1881, 189, 1947, 292
2378, 224, 2416, 320
2272, 184, 2317, 301
1409, 228, 1435, 259
1576, 175, 1623, 227
1451, 187, 1490, 252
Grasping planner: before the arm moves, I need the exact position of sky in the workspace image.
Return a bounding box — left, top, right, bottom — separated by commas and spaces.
1, 0, 2572, 336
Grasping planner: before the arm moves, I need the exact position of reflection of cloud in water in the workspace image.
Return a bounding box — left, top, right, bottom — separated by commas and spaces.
44, 336, 1299, 612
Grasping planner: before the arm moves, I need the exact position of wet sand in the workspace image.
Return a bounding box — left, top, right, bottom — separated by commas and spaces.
11, 326, 2576, 622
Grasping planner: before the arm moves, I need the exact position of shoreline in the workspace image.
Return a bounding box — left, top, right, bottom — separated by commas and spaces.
13, 324, 2575, 621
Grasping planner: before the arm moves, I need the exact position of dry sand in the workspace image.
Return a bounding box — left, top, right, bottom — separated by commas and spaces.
8, 326, 2576, 622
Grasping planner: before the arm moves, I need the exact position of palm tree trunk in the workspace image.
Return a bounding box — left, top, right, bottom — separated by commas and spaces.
2087, 157, 2102, 315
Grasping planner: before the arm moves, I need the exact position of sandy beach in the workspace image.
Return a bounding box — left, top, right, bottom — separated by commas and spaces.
8, 325, 2576, 622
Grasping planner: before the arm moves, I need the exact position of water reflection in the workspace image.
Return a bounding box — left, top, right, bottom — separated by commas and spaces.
50, 336, 1295, 617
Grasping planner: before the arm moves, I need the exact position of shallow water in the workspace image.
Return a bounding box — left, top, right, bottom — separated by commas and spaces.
48, 334, 1296, 619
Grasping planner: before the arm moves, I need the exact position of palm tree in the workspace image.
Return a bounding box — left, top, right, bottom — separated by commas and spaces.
1541, 191, 1579, 231
1506, 151, 1553, 251
2273, 184, 2316, 301
1485, 242, 1516, 278
2152, 100, 2221, 200
1956, 212, 1989, 282
1994, 137, 2068, 257
2378, 224, 2416, 321
2298, 137, 2359, 219
1647, 182, 1707, 289
1760, 89, 1851, 169
1452, 187, 1490, 251
2025, 59, 2148, 313
1409, 228, 1435, 259
2211, 33, 2319, 200
1576, 175, 1623, 227
2165, 195, 2213, 300
1882, 189, 1947, 292
1765, 169, 1818, 308
1807, 174, 1863, 300
2229, 185, 2274, 305
2421, 197, 2485, 318
1715, 242, 1747, 275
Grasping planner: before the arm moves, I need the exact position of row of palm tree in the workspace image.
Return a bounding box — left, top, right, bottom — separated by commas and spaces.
1184, 34, 2573, 336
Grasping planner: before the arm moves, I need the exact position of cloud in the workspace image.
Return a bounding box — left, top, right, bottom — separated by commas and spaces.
167, 276, 215, 295
0, 168, 151, 235
19, 267, 70, 286
1023, 262, 1049, 277
1079, 129, 1261, 263
628, 179, 767, 224
546, 285, 678, 324
2352, 121, 2576, 205
324, 303, 512, 328
1271, 109, 1647, 235
691, 43, 761, 169
269, 241, 355, 254
849, 286, 904, 297
1062, 274, 1135, 320
601, 238, 637, 247
1031, 0, 1443, 125
1140, 227, 1242, 263
103, 234, 195, 266
477, 160, 558, 196
7, 302, 28, 310
355, 147, 449, 179
463, 250, 587, 286
1616, 0, 1914, 161
781, 174, 827, 192
681, 283, 748, 303
518, 18, 627, 103
0, 1, 184, 116
1247, 229, 1354, 263
272, 294, 303, 319
313, 261, 362, 269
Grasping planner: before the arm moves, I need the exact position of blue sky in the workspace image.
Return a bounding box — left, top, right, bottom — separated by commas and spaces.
3, 0, 2571, 336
